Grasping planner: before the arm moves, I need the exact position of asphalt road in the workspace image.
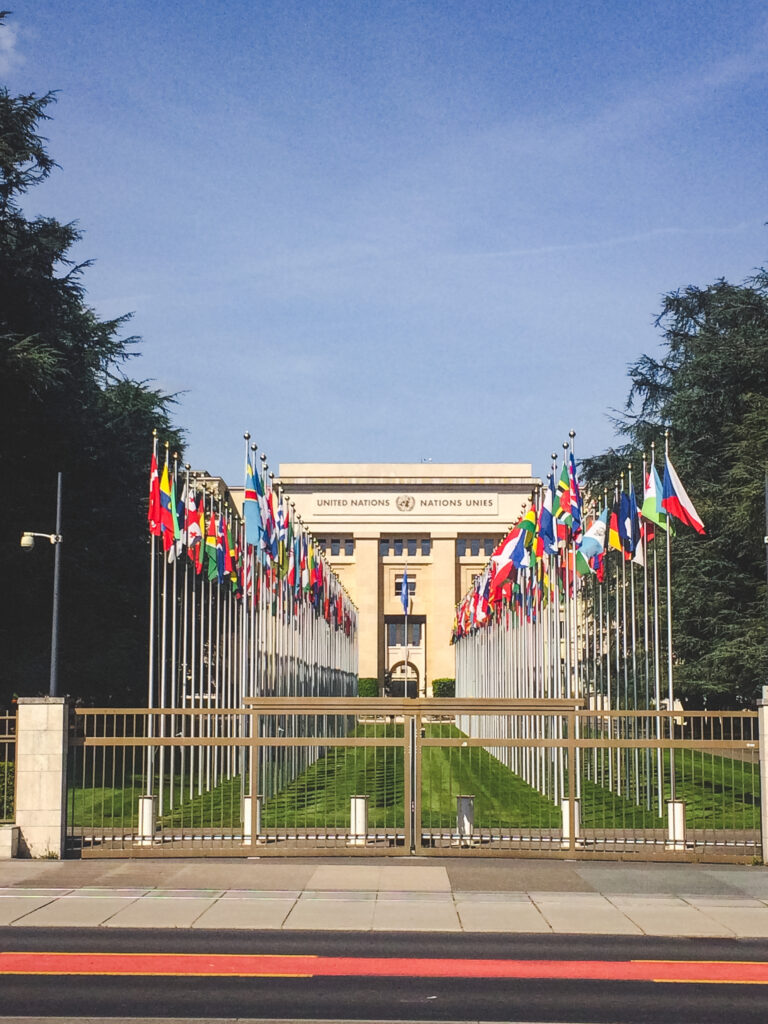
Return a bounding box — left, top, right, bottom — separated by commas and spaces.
1, 927, 768, 1023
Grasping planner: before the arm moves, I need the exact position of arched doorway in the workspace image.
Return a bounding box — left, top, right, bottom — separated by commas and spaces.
386, 660, 420, 699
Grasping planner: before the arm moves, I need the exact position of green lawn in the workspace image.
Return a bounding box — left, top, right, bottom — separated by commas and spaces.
66, 724, 761, 833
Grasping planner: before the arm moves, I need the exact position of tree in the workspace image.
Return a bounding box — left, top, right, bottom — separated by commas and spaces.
0, 14, 182, 706
583, 273, 768, 708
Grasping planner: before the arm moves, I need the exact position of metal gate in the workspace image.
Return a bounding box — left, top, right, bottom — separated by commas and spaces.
67, 698, 761, 862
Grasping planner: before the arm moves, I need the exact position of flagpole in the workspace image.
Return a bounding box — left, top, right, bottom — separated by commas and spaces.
146, 430, 158, 799
403, 563, 410, 698
664, 430, 676, 803
568, 430, 581, 799
242, 433, 252, 802
641, 454, 652, 809
627, 462, 640, 804
158, 441, 171, 817
651, 443, 663, 815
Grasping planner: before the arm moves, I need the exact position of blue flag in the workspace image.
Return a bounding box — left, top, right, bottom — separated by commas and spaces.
243, 459, 263, 549
400, 567, 410, 614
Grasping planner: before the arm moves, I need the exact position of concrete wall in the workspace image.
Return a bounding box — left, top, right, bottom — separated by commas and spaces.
13, 697, 68, 858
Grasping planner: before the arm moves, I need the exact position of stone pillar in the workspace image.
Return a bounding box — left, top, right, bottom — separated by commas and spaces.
758, 685, 768, 865
354, 533, 381, 683
426, 534, 458, 692
14, 697, 69, 858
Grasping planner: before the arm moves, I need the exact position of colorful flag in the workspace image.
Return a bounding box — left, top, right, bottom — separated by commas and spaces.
148, 453, 161, 536
641, 460, 668, 532
575, 508, 608, 575
555, 463, 571, 529
608, 498, 622, 552
205, 511, 218, 582
168, 469, 183, 562
183, 485, 202, 552
568, 453, 582, 541
194, 498, 205, 575
538, 474, 558, 556
159, 463, 175, 552
662, 455, 705, 535
243, 459, 263, 549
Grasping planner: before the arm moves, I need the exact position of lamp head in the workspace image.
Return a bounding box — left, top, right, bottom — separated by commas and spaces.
20, 532, 35, 551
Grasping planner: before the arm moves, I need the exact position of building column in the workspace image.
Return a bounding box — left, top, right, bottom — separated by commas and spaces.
426, 533, 459, 694
354, 532, 381, 685
14, 697, 69, 858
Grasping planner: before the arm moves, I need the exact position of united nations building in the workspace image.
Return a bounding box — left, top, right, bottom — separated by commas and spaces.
275, 463, 537, 696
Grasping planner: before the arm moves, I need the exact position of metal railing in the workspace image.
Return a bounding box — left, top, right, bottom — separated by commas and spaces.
67, 700, 761, 861
0, 711, 16, 823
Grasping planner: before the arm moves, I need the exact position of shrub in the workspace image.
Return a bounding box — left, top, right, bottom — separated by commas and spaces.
357, 677, 379, 697
431, 678, 455, 697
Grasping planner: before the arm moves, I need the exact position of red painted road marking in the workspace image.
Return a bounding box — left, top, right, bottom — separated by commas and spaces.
0, 952, 767, 984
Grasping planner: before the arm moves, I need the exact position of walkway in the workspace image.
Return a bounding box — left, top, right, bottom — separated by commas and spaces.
2, 857, 768, 936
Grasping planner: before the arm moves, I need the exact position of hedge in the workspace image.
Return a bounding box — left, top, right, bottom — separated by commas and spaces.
357, 677, 379, 697
431, 678, 455, 697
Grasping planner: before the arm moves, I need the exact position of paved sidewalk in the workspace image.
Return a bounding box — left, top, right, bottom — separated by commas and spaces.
1, 857, 768, 937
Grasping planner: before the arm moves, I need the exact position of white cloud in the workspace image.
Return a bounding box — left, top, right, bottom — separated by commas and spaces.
0, 18, 24, 76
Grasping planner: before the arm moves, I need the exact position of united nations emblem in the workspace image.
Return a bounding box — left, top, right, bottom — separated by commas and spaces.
396, 495, 415, 512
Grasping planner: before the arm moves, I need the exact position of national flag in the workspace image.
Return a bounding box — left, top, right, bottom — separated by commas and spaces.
287, 534, 297, 588
205, 512, 219, 582
575, 508, 608, 575
641, 460, 668, 533
489, 525, 520, 597
301, 534, 309, 593
538, 473, 558, 556
555, 463, 571, 530
184, 485, 202, 552
662, 455, 705, 535
194, 499, 205, 574
216, 513, 227, 584
148, 453, 161, 536
568, 453, 582, 541
159, 463, 175, 552
608, 499, 622, 552
618, 491, 632, 555
243, 459, 263, 549
168, 469, 183, 562
475, 567, 491, 625
222, 514, 234, 576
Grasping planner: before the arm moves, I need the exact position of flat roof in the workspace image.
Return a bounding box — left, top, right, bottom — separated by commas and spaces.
279, 462, 535, 485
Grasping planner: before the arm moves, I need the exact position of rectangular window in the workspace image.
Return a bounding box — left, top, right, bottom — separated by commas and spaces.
386, 618, 423, 646
393, 538, 404, 556
344, 538, 354, 556
469, 537, 480, 556
406, 537, 417, 557
484, 538, 495, 556
330, 538, 340, 556
379, 538, 390, 557
421, 538, 431, 556
456, 538, 467, 556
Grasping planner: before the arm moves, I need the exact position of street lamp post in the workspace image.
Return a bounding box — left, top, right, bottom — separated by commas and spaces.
20, 471, 63, 698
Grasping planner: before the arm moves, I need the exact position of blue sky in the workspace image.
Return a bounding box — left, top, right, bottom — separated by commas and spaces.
4, 2, 767, 483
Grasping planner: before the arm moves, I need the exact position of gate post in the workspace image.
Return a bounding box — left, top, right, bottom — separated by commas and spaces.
759, 686, 768, 865
349, 795, 369, 845
457, 795, 475, 846
14, 697, 68, 858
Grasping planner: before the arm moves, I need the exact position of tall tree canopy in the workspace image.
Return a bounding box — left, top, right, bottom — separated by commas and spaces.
0, 20, 182, 706
583, 272, 768, 708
